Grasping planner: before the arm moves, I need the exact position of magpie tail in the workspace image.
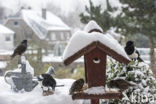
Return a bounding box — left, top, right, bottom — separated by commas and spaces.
137, 57, 144, 62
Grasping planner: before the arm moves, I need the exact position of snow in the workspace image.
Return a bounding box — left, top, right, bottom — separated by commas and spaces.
0, 24, 14, 34
19, 9, 70, 40
84, 86, 119, 95
42, 54, 63, 63
21, 56, 26, 64
0, 61, 7, 69
0, 49, 13, 55
137, 48, 155, 64
0, 77, 85, 104
130, 70, 145, 78
84, 86, 105, 95
107, 28, 125, 41
20, 56, 34, 76
25, 60, 34, 76
84, 20, 103, 33
5, 58, 34, 76
21, 9, 70, 29
43, 54, 84, 63
63, 31, 130, 61
109, 0, 122, 8
45, 66, 55, 75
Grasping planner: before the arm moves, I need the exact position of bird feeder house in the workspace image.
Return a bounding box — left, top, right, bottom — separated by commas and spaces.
63, 21, 130, 104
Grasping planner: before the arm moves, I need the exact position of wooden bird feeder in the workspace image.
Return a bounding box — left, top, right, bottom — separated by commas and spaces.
63, 29, 130, 104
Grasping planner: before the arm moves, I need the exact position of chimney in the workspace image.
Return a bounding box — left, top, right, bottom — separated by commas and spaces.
42, 8, 46, 19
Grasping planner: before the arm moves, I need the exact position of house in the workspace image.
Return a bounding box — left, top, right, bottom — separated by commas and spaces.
0, 24, 14, 70
5, 8, 71, 56
0, 24, 14, 50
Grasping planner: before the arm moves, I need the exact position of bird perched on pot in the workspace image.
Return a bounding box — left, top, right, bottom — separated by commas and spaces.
11, 40, 27, 59
37, 67, 56, 92
124, 41, 144, 62
108, 79, 136, 92
69, 78, 84, 95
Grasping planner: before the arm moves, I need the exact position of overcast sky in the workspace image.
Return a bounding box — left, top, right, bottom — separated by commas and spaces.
0, 0, 121, 15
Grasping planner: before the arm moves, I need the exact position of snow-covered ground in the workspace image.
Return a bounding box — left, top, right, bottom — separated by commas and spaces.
0, 77, 85, 104
43, 54, 84, 63
0, 61, 7, 69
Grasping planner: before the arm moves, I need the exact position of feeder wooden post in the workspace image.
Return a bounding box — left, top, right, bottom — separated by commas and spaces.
84, 57, 88, 83
91, 99, 99, 104
84, 47, 107, 104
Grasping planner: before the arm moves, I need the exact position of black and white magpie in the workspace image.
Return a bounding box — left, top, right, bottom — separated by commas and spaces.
37, 74, 56, 92
46, 66, 55, 75
124, 41, 144, 62
37, 66, 64, 93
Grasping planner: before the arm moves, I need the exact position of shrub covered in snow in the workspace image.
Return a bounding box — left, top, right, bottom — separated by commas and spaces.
102, 59, 156, 104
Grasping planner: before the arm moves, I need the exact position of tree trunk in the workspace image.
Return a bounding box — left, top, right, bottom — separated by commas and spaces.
149, 35, 156, 77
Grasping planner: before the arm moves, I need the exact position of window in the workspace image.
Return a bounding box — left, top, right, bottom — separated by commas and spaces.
60, 32, 64, 40
51, 33, 56, 40
26, 32, 32, 39
14, 21, 18, 26
66, 32, 70, 40
14, 33, 16, 39
5, 36, 11, 41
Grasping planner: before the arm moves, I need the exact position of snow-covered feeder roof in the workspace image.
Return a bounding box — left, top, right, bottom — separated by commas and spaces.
18, 10, 70, 39
0, 24, 14, 34
84, 20, 103, 33
63, 31, 130, 65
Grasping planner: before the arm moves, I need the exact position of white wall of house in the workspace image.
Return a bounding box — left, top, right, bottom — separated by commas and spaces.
0, 25, 14, 50
0, 33, 14, 50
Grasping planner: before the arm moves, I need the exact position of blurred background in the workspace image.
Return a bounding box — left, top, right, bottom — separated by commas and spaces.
0, 0, 155, 78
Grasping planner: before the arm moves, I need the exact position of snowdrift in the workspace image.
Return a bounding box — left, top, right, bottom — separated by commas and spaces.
0, 77, 86, 104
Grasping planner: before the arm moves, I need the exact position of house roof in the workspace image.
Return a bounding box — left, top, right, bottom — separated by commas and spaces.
9, 9, 71, 39
0, 24, 14, 34
63, 31, 130, 65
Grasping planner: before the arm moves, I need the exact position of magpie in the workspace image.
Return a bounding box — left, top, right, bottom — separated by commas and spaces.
124, 41, 144, 62
37, 66, 64, 93
37, 74, 56, 92
46, 66, 55, 75
11, 40, 27, 59
69, 78, 84, 95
